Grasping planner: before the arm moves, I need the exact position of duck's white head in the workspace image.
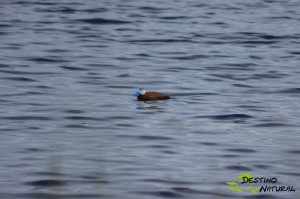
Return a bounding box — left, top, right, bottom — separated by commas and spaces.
135, 88, 147, 96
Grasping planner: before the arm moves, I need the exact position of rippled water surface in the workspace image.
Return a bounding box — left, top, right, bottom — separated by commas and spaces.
1, 0, 300, 198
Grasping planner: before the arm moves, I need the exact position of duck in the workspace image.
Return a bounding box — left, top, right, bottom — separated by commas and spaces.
135, 88, 170, 101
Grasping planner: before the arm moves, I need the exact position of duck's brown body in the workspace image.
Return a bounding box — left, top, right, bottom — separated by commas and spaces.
138, 92, 170, 101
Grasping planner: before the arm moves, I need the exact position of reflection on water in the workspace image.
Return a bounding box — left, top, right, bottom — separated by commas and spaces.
137, 105, 163, 110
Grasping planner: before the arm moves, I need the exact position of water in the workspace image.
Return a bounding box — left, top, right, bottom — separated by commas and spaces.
1, 0, 300, 198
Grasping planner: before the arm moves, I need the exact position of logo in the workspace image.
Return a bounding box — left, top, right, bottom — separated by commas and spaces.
225, 172, 296, 194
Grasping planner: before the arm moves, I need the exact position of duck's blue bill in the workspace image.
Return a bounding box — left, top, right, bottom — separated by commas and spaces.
135, 90, 141, 96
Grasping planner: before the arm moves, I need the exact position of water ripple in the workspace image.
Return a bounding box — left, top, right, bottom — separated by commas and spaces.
195, 114, 253, 120
135, 191, 184, 198
1, 116, 52, 121
26, 179, 66, 186
77, 18, 131, 25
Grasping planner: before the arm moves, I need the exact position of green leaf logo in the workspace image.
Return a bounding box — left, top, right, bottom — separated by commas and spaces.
226, 172, 259, 195
226, 182, 238, 186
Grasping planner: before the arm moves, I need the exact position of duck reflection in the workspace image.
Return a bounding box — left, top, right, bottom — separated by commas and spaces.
136, 105, 163, 110
136, 101, 164, 110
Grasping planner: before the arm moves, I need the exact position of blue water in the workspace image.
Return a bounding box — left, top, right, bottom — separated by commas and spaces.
0, 0, 300, 198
